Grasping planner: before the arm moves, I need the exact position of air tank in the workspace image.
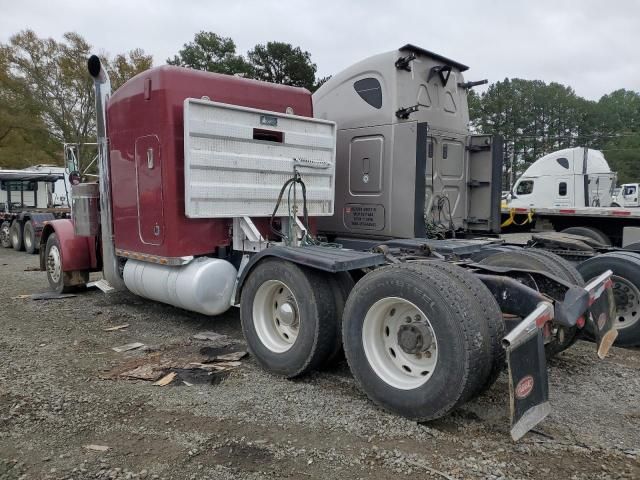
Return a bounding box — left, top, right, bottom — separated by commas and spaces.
123, 257, 237, 316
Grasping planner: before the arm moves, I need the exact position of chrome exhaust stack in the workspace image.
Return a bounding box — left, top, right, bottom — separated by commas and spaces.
88, 55, 126, 291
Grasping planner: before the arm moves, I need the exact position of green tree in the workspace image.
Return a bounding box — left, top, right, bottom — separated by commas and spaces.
167, 32, 251, 75
247, 42, 317, 91
0, 45, 58, 168
470, 78, 596, 187
109, 48, 153, 90
602, 134, 640, 184
0, 30, 152, 169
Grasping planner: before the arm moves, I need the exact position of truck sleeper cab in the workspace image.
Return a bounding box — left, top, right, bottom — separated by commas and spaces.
41, 50, 616, 441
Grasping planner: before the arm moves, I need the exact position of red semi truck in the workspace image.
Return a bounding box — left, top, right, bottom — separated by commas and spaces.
39, 48, 616, 440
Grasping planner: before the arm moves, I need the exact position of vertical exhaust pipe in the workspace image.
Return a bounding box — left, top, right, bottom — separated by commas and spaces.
88, 55, 126, 291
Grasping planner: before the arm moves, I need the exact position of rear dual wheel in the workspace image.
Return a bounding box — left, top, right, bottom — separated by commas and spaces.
10, 221, 24, 251
23, 221, 37, 254
342, 262, 498, 421
242, 260, 503, 420
240, 259, 339, 378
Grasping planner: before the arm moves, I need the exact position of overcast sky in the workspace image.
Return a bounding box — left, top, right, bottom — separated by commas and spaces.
2, 0, 638, 100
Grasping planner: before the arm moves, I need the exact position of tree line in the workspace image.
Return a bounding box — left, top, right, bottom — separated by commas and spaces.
1, 28, 638, 186
469, 80, 640, 185
0, 30, 325, 169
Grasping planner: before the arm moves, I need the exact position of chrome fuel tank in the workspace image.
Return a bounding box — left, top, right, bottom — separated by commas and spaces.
123, 257, 237, 316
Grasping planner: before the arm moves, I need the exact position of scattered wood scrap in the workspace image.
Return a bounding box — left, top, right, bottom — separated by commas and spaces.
32, 292, 77, 300
120, 364, 165, 381
192, 331, 228, 343
211, 351, 247, 362
103, 324, 130, 332
112, 342, 145, 353
153, 372, 177, 386
83, 444, 109, 452
87, 279, 116, 293
11, 292, 77, 300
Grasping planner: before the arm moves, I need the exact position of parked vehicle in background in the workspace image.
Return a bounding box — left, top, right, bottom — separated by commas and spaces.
0, 167, 70, 254
611, 183, 640, 207
499, 152, 640, 346
501, 147, 640, 249
506, 147, 616, 209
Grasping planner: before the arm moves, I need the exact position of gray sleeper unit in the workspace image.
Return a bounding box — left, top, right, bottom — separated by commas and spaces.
313, 44, 502, 240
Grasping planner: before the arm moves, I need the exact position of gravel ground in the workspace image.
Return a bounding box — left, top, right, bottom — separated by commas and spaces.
0, 247, 639, 480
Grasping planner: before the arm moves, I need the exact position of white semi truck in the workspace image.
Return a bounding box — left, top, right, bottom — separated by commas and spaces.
502, 147, 640, 248
612, 183, 640, 208
506, 147, 616, 209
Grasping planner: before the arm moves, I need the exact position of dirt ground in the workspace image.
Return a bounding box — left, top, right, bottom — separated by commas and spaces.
0, 247, 638, 480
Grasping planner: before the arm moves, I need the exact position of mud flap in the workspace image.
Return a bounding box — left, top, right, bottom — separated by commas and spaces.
506, 330, 550, 441
503, 302, 553, 441
585, 271, 617, 359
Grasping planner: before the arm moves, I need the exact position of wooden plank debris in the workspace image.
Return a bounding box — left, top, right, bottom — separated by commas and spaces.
103, 324, 130, 332
83, 444, 109, 452
112, 342, 145, 353
153, 372, 177, 386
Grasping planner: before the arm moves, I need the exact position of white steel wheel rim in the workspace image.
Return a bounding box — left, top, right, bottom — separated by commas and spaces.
0, 225, 8, 243
47, 245, 62, 283
253, 280, 300, 353
612, 275, 640, 330
362, 297, 438, 390
11, 229, 19, 246
24, 231, 31, 249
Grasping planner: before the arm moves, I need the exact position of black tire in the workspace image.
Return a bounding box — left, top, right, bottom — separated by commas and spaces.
578, 252, 640, 347
479, 250, 567, 279
0, 221, 11, 248
44, 233, 71, 294
480, 250, 579, 356
326, 272, 355, 364
524, 248, 585, 286
611, 202, 621, 207
412, 261, 505, 397
10, 220, 24, 251
342, 263, 487, 421
23, 221, 37, 254
560, 226, 612, 246
240, 259, 339, 378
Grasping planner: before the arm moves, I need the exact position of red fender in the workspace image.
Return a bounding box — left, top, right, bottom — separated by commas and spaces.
39, 219, 100, 272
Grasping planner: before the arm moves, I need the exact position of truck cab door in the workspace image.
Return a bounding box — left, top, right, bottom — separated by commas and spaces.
135, 135, 165, 246
554, 178, 572, 207
465, 134, 502, 233
622, 184, 638, 207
